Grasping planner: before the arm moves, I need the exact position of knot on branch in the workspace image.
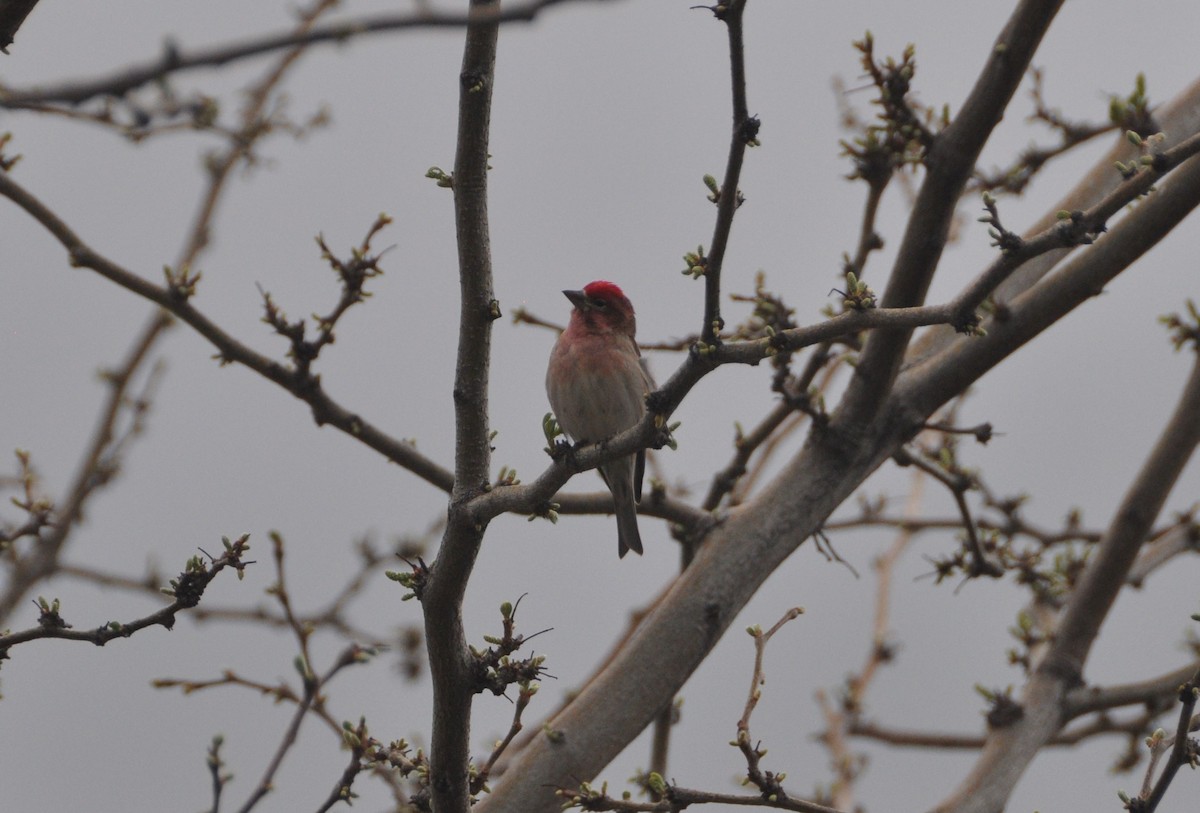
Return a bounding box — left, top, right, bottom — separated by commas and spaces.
460, 68, 487, 94
978, 685, 1024, 729
1053, 209, 1105, 246
738, 114, 761, 146
165, 534, 253, 608
386, 556, 429, 602
470, 597, 551, 697
35, 596, 70, 630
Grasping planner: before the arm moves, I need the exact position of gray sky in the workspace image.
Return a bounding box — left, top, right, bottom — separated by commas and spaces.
3, 1, 1199, 811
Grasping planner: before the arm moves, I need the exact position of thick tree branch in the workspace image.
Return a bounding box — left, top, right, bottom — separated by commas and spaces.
1065, 661, 1200, 720
1126, 520, 1200, 587
900, 148, 1200, 415
841, 0, 1064, 423
421, 1, 501, 811
1046, 367, 1200, 682
910, 75, 1200, 364
479, 107, 1200, 813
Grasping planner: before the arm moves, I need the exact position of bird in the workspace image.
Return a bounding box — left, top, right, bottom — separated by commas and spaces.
546, 280, 655, 557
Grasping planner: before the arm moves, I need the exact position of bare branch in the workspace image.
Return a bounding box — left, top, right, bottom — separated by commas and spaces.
0, 170, 454, 492
696, 0, 756, 347
1066, 662, 1200, 720
0, 0, 606, 106
841, 0, 1064, 422
1136, 668, 1200, 812
0, 535, 250, 652
420, 1, 502, 810
735, 608, 805, 799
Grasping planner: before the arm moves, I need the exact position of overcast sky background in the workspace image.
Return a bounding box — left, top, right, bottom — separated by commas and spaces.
3, 1, 1200, 811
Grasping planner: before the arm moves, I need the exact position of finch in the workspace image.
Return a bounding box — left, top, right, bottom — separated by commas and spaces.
546, 280, 655, 557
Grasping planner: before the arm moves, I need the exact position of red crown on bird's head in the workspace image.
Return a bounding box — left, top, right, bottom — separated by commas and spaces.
583, 280, 630, 304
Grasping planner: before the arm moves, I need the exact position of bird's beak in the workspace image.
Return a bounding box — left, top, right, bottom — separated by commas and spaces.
563, 289, 589, 310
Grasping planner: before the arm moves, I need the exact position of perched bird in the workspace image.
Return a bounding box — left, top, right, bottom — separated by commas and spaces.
546, 281, 655, 557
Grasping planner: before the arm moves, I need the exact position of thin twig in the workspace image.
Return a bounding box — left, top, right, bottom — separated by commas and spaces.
735, 607, 804, 798
892, 447, 1002, 578
0, 535, 250, 651
699, 0, 754, 346
1140, 669, 1200, 811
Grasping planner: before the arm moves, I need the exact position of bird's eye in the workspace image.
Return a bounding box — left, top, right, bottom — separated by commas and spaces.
590, 298, 607, 309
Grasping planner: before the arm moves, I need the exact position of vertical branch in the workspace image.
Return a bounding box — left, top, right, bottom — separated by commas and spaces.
647, 698, 673, 784
422, 2, 500, 812
648, 0, 755, 772
700, 0, 753, 346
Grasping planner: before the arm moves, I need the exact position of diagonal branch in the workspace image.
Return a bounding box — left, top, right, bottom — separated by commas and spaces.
840, 0, 1064, 424
1044, 364, 1200, 683
910, 75, 1200, 364
0, 170, 453, 494
942, 129, 1200, 331
480, 95, 1200, 813
929, 349, 1200, 813
899, 149, 1200, 416
1065, 661, 1200, 720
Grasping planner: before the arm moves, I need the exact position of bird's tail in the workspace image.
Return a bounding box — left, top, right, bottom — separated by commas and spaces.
602, 459, 644, 558
616, 499, 644, 558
